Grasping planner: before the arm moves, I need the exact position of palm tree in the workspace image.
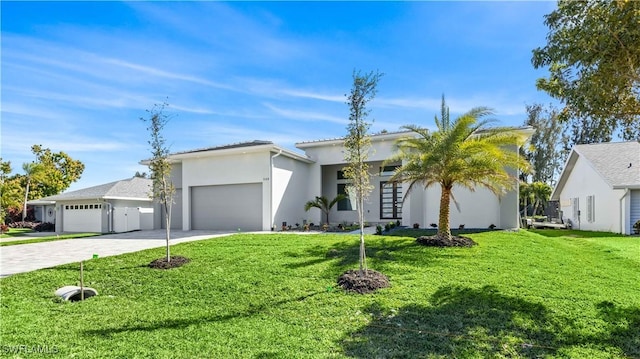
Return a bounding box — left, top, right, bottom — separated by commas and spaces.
304, 194, 347, 225
21, 162, 43, 222
530, 181, 552, 216
387, 97, 530, 240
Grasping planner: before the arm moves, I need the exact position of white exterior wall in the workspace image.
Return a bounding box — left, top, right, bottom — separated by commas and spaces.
299, 134, 410, 226
180, 151, 271, 231
421, 185, 501, 229
557, 155, 622, 232
272, 154, 312, 229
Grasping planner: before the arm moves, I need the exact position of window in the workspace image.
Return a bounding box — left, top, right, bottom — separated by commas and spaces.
380, 165, 400, 176
337, 170, 347, 180
572, 197, 580, 221
337, 183, 352, 211
587, 195, 595, 223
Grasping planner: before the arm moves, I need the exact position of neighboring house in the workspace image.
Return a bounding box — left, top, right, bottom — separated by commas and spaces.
29, 177, 154, 233
551, 141, 640, 234
148, 129, 532, 232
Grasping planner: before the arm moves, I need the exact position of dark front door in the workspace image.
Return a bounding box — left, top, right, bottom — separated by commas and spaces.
380, 181, 402, 219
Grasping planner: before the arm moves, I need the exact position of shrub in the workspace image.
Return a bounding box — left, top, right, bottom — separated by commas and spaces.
375, 224, 383, 235
489, 224, 497, 230
396, 220, 401, 227
384, 223, 391, 232
413, 223, 420, 229
389, 221, 396, 229
0, 224, 8, 233
430, 223, 438, 228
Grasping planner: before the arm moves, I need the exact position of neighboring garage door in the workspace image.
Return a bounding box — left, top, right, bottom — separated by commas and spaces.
191, 183, 262, 231
63, 204, 102, 232
631, 190, 640, 233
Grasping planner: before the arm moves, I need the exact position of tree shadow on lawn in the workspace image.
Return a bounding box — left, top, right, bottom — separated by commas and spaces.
83, 291, 323, 338
283, 238, 461, 274
341, 285, 640, 358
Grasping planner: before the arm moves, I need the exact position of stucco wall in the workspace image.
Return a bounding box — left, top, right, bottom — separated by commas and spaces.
272, 154, 312, 229
179, 151, 271, 230
557, 155, 621, 232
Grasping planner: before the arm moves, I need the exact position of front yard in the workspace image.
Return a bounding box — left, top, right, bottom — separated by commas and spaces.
0, 230, 638, 358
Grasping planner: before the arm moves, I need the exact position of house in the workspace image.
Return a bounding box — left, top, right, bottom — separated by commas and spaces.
551, 141, 640, 234
148, 129, 532, 232
29, 177, 154, 233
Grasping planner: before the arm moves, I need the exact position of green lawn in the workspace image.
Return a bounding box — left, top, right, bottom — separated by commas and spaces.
0, 228, 33, 238
1, 231, 638, 358
0, 232, 101, 247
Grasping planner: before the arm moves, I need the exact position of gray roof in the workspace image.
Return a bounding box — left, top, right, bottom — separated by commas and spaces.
574, 141, 640, 187
37, 177, 153, 202
552, 141, 640, 199
171, 140, 273, 156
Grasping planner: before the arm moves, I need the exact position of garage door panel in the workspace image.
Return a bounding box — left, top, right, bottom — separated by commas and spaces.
191, 183, 262, 230
64, 208, 101, 233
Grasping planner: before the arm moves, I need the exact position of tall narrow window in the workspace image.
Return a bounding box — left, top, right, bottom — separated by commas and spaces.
337, 183, 352, 211
572, 197, 580, 221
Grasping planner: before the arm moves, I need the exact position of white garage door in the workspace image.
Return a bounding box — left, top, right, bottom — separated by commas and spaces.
191, 183, 262, 231
63, 204, 102, 233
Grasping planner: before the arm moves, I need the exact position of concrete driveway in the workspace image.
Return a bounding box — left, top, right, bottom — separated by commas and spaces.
0, 230, 239, 278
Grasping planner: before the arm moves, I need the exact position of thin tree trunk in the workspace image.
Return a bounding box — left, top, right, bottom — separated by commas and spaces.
438, 185, 452, 240
22, 179, 30, 222
165, 201, 171, 262
358, 193, 366, 274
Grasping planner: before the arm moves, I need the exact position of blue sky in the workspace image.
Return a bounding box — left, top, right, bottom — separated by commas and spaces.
1, 1, 558, 192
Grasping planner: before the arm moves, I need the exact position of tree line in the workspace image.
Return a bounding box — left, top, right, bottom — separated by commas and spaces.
1, 145, 84, 224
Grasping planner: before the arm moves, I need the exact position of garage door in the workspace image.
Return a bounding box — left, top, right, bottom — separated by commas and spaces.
631, 190, 640, 233
191, 183, 262, 231
63, 204, 102, 233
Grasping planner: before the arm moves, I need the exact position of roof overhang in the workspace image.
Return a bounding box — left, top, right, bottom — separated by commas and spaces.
141, 143, 314, 164
551, 150, 579, 201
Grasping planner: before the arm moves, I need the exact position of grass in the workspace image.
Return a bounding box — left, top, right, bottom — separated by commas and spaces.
0, 228, 33, 238
0, 230, 638, 358
0, 232, 101, 247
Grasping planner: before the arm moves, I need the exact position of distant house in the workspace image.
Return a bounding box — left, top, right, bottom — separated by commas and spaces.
29, 177, 154, 233
551, 141, 640, 234
144, 129, 532, 232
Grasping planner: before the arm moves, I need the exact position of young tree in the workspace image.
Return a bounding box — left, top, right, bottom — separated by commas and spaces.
304, 194, 346, 225
141, 102, 176, 263
343, 69, 382, 274
532, 0, 640, 141
388, 97, 531, 241
21, 162, 43, 221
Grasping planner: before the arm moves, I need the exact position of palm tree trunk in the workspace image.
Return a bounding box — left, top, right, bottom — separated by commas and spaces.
438, 185, 452, 240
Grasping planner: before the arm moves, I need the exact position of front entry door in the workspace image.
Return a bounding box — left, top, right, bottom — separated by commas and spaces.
380, 181, 402, 219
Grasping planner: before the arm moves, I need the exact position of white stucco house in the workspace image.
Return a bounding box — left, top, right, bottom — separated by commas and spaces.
148, 129, 532, 232
29, 177, 154, 233
551, 141, 640, 234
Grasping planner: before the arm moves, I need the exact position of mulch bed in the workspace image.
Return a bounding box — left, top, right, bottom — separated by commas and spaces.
148, 256, 190, 269
416, 235, 477, 247
337, 269, 390, 294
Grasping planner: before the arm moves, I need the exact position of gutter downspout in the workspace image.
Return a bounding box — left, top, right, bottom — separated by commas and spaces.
270, 150, 283, 231
619, 189, 630, 234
